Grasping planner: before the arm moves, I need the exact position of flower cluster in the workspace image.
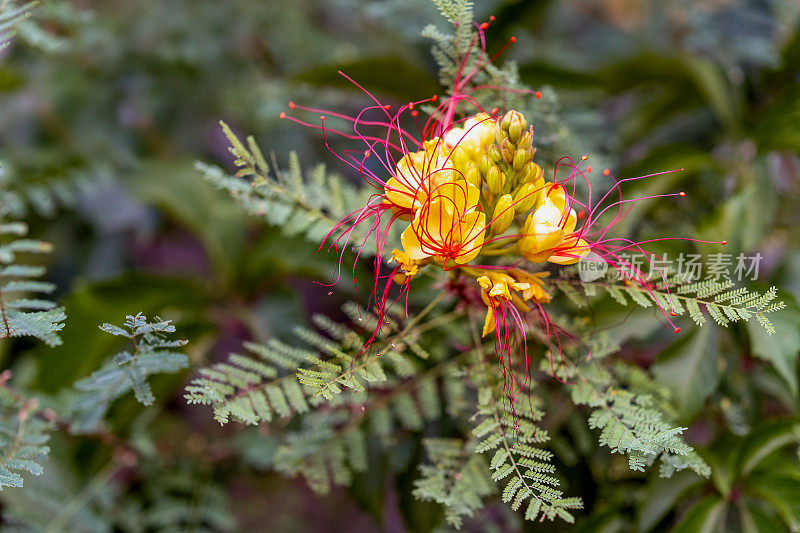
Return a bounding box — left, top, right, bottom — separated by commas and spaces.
381, 110, 590, 337
280, 20, 722, 408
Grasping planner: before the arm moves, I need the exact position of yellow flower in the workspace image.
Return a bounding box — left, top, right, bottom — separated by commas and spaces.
389, 248, 420, 284
384, 139, 453, 211
519, 184, 589, 265
442, 113, 496, 161
401, 181, 486, 264
476, 270, 550, 336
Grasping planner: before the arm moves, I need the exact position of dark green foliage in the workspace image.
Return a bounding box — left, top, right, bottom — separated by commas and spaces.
0, 0, 798, 531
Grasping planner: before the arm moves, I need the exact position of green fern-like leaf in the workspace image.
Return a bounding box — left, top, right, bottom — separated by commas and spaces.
560, 272, 785, 335
0, 377, 53, 490
413, 437, 495, 529
197, 123, 377, 249
67, 314, 188, 433
0, 210, 65, 347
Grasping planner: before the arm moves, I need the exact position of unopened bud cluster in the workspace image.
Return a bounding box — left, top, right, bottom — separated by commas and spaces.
445, 110, 546, 238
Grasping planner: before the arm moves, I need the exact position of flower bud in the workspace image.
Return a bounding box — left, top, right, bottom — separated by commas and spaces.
513, 183, 539, 213
491, 194, 515, 234
512, 147, 531, 171
499, 139, 514, 165
517, 128, 533, 150
477, 153, 492, 176
498, 110, 525, 142
450, 146, 469, 170
488, 144, 503, 164
465, 160, 482, 189
486, 166, 506, 195
521, 162, 544, 184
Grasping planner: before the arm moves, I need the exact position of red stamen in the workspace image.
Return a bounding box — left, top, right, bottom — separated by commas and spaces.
535, 91, 542, 98
721, 240, 728, 245
673, 327, 681, 334
587, 165, 593, 173
289, 101, 295, 109
279, 112, 286, 119
679, 191, 686, 197
603, 168, 610, 176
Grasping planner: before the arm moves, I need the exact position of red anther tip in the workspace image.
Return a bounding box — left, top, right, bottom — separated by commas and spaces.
673, 327, 681, 334
679, 191, 686, 196
279, 112, 286, 119
535, 91, 542, 98
431, 95, 438, 101
410, 110, 419, 117
489, 15, 495, 21
581, 155, 588, 161
408, 103, 414, 110
577, 210, 585, 219
320, 115, 325, 120
603, 168, 610, 176
587, 165, 593, 173
510, 36, 517, 43
721, 240, 728, 245
288, 101, 295, 109
490, 107, 499, 115
480, 22, 489, 29
670, 312, 677, 317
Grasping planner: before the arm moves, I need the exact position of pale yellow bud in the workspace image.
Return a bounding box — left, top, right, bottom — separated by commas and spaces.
512, 147, 532, 171
513, 182, 540, 213
477, 153, 492, 176
486, 166, 506, 196
491, 194, 515, 234
450, 146, 469, 170
521, 162, 544, 184
488, 144, 503, 164
465, 160, 482, 189
500, 110, 526, 143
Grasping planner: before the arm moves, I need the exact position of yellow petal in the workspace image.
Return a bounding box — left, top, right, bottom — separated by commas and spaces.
453, 211, 485, 264
482, 307, 496, 337
401, 224, 428, 261
548, 238, 591, 265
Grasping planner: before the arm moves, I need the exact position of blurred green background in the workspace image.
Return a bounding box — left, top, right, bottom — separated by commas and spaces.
1, 0, 799, 530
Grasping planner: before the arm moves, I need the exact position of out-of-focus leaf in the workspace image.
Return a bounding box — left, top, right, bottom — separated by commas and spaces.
746, 291, 800, 398
292, 56, 438, 100
740, 498, 788, 533
733, 418, 800, 477
130, 158, 248, 286
746, 470, 800, 532
652, 326, 720, 418
682, 56, 741, 134
637, 471, 706, 532
672, 495, 727, 533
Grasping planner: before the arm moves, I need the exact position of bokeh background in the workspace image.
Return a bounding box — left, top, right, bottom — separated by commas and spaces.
1, 0, 799, 531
